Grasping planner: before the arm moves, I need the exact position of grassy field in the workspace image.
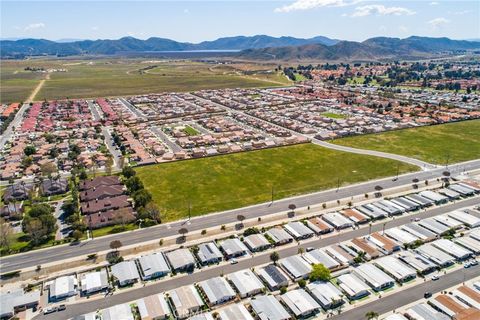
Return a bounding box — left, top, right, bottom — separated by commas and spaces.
136, 143, 417, 221
322, 112, 347, 119
183, 125, 200, 136
1, 59, 291, 103
333, 120, 480, 165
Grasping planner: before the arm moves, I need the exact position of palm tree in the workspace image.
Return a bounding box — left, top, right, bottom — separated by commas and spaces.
365, 311, 379, 320
288, 204, 296, 213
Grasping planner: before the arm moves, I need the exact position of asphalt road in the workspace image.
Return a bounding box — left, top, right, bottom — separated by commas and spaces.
150, 126, 183, 153
34, 198, 479, 320
118, 98, 147, 120
0, 103, 29, 150
330, 265, 479, 320
1, 160, 479, 273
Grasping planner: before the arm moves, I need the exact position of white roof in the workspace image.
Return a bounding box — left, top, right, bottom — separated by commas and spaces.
136, 293, 170, 320
374, 256, 416, 281
448, 211, 480, 228
197, 242, 223, 263
283, 222, 314, 238
111, 261, 140, 284
265, 228, 293, 243
250, 295, 291, 320
137, 253, 170, 278
227, 269, 264, 296
397, 251, 436, 272
169, 285, 204, 316
80, 270, 108, 292
280, 289, 320, 316
385, 227, 419, 244
416, 243, 455, 266
220, 238, 249, 256
353, 263, 394, 289
302, 249, 340, 270
337, 273, 370, 297
307, 281, 343, 307
244, 234, 270, 250
198, 277, 236, 304
50, 275, 77, 299
279, 255, 312, 279
218, 304, 254, 320
419, 190, 448, 202
322, 212, 353, 228
433, 215, 463, 229
431, 239, 472, 259
454, 237, 480, 253
384, 314, 409, 320
189, 313, 214, 320
165, 248, 196, 270
101, 303, 134, 320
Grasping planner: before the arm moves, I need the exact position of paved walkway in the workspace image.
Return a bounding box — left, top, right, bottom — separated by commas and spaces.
313, 139, 437, 170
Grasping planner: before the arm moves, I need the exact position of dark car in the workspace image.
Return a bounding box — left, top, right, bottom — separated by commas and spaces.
424, 292, 432, 298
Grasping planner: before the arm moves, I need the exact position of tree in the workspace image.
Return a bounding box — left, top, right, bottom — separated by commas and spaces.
298, 279, 306, 288
144, 202, 161, 223
288, 204, 296, 213
365, 311, 379, 320
71, 230, 83, 241
28, 203, 53, 218
40, 162, 57, 177
133, 189, 152, 208
79, 169, 88, 180
110, 240, 122, 252
24, 145, 36, 156
270, 251, 280, 264
178, 228, 188, 240
105, 155, 114, 175
309, 263, 331, 282
237, 214, 245, 228
0, 218, 13, 250
122, 166, 136, 178
125, 176, 144, 193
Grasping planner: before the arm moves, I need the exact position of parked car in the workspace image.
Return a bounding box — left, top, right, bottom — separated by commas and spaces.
58, 305, 66, 311
424, 292, 432, 298
432, 275, 440, 281
230, 259, 238, 265
43, 307, 57, 315
306, 247, 315, 252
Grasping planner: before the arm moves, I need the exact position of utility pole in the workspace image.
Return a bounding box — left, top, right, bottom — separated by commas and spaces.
188, 199, 191, 221
271, 185, 274, 203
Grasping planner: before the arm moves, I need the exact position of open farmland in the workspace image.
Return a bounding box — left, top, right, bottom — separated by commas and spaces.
136, 143, 417, 221
0, 59, 291, 103
332, 120, 480, 165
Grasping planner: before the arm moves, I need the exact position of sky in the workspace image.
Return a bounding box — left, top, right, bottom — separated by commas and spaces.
1, 0, 479, 42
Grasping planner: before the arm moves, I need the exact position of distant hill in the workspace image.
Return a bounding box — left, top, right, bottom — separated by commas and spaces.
238, 36, 480, 61
0, 35, 339, 58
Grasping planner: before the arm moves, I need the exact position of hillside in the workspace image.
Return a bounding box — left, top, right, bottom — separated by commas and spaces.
0, 35, 339, 58
238, 36, 480, 61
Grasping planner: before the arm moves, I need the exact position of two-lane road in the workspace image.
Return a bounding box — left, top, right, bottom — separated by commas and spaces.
34, 198, 480, 320
1, 160, 480, 273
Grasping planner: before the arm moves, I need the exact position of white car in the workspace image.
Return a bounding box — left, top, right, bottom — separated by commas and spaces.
43, 307, 57, 315
230, 259, 238, 265
432, 275, 440, 281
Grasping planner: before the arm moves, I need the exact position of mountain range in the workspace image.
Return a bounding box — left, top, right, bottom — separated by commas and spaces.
1, 35, 479, 61
239, 36, 480, 61
0, 35, 339, 58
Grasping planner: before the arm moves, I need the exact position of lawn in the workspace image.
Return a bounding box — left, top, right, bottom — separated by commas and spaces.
332, 120, 480, 165
322, 112, 347, 119
136, 143, 417, 221
183, 125, 200, 136
91, 223, 137, 238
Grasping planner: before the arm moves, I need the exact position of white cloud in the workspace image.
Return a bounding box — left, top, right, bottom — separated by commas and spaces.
398, 25, 408, 33
274, 0, 359, 13
450, 10, 471, 15
24, 23, 45, 31
429, 1, 439, 5
428, 17, 450, 29
183, 8, 190, 14
351, 5, 415, 17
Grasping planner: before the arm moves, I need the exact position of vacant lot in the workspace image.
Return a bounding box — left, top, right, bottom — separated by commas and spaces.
333, 120, 480, 165
136, 143, 416, 221
1, 59, 290, 103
